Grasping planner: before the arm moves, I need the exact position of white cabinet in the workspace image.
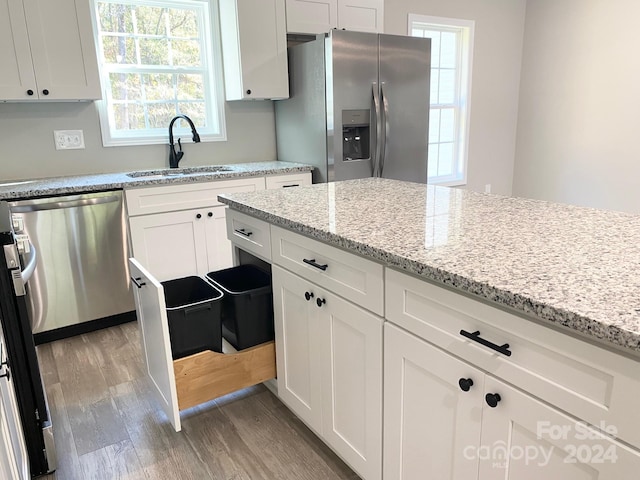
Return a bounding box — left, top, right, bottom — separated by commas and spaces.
125, 177, 265, 282
384, 323, 482, 479
272, 265, 382, 480
219, 0, 288, 100
285, 0, 383, 34
129, 259, 276, 432
0, 0, 100, 101
385, 323, 640, 480
265, 172, 312, 189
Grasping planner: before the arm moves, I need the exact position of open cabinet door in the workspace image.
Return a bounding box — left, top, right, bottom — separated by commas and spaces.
129, 258, 181, 432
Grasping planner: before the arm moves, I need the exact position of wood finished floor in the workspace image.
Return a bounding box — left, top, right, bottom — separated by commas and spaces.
36, 322, 359, 480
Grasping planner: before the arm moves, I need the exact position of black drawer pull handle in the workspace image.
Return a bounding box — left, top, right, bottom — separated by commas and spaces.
304, 291, 314, 301
234, 228, 253, 237
458, 378, 474, 392
0, 369, 10, 381
485, 393, 501, 408
303, 258, 328, 271
282, 184, 300, 188
459, 330, 511, 357
131, 277, 146, 289
316, 297, 326, 307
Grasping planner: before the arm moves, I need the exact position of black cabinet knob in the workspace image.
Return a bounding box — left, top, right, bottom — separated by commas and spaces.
207, 212, 213, 217
27, 89, 34, 96
485, 393, 502, 408
316, 297, 326, 307
458, 378, 474, 392
246, 89, 252, 95
42, 89, 49, 95
196, 213, 202, 219
304, 291, 314, 301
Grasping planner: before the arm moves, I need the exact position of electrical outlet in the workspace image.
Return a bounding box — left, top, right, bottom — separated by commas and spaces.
484, 184, 492, 193
54, 130, 85, 150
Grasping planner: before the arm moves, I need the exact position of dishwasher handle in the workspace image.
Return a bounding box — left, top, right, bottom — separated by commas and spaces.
10, 194, 121, 213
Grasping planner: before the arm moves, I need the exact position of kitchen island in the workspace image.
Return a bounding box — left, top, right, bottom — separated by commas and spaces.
219, 177, 640, 480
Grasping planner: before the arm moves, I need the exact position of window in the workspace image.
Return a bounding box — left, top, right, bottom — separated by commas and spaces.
92, 0, 225, 146
409, 14, 474, 185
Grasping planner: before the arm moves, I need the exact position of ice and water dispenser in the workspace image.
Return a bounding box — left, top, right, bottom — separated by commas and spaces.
342, 109, 370, 162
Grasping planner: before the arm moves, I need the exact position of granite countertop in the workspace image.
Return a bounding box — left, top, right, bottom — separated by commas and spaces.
219, 177, 640, 354
0, 161, 313, 200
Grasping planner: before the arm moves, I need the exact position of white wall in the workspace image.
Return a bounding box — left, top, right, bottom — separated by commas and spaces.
385, 0, 527, 196
513, 0, 640, 213
0, 100, 276, 181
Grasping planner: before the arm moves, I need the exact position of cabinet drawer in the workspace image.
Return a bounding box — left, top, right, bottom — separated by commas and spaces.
271, 226, 383, 314
226, 210, 271, 262
385, 267, 640, 449
125, 177, 265, 216
265, 172, 312, 189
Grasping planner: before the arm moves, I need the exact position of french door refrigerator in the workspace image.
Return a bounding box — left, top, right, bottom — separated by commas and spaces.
0, 202, 55, 477
275, 29, 431, 183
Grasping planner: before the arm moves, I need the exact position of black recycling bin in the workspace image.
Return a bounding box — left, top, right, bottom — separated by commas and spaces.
161, 276, 224, 359
205, 265, 274, 351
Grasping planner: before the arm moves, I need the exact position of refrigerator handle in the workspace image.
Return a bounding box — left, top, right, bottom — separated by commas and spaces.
372, 82, 382, 177
380, 82, 390, 177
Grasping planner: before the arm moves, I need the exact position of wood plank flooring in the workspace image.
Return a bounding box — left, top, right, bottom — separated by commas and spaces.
37, 322, 359, 480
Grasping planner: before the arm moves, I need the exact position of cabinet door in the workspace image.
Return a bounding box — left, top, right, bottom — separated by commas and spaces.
285, 0, 338, 34
272, 265, 322, 432
219, 0, 288, 100
338, 0, 384, 33
21, 0, 100, 100
265, 172, 312, 189
203, 206, 233, 272
384, 323, 483, 480
0, 0, 38, 101
319, 287, 383, 480
479, 376, 640, 480
129, 209, 208, 282
128, 259, 181, 432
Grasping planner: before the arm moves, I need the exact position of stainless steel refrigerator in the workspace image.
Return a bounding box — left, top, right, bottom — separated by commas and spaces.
275, 29, 431, 183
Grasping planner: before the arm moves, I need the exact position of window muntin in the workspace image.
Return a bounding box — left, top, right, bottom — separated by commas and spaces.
93, 0, 225, 146
409, 15, 474, 185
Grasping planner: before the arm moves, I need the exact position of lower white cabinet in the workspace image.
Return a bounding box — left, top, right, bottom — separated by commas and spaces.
384, 323, 640, 480
128, 206, 230, 282
272, 265, 382, 480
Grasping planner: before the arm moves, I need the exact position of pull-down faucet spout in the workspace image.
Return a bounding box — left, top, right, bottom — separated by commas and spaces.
168, 114, 201, 168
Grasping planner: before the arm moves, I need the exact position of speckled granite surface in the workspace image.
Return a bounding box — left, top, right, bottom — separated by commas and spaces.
0, 161, 312, 200
219, 178, 640, 354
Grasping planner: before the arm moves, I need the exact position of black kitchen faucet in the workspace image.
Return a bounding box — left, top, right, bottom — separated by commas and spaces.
168, 114, 201, 168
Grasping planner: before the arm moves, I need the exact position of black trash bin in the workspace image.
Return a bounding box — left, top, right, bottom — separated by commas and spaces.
205, 265, 273, 351
162, 276, 224, 359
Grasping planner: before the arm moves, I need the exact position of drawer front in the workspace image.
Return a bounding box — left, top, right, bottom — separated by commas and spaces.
271, 226, 383, 314
385, 267, 640, 449
125, 177, 265, 216
265, 172, 312, 189
226, 210, 271, 262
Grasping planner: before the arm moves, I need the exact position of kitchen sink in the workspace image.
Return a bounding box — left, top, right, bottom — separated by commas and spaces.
0, 180, 37, 187
127, 166, 233, 179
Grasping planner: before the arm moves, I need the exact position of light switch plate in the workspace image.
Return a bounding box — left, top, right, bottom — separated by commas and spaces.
54, 130, 85, 150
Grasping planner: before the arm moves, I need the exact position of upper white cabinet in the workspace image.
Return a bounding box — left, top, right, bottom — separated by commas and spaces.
0, 0, 100, 101
219, 0, 289, 100
285, 0, 383, 34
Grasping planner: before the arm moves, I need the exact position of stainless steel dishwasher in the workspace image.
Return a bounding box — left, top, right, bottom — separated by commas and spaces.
9, 191, 134, 342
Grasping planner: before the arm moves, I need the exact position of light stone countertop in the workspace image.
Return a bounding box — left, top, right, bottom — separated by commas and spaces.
219, 177, 640, 354
0, 161, 313, 200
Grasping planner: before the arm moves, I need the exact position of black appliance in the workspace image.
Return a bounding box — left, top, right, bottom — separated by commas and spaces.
0, 201, 55, 477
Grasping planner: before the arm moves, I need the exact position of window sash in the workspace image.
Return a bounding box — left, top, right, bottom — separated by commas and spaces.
92, 0, 225, 146
409, 15, 473, 186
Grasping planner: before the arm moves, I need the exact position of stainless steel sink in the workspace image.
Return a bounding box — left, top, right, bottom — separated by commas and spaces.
127, 166, 233, 179
0, 180, 37, 187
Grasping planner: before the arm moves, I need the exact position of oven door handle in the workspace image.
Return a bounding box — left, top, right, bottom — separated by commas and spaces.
21, 243, 37, 284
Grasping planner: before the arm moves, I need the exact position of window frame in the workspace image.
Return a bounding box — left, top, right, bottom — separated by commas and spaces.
408, 14, 474, 186
91, 0, 227, 147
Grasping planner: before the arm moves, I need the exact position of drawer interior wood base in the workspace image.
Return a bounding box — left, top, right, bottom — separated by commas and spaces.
173, 341, 276, 410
